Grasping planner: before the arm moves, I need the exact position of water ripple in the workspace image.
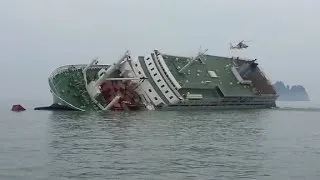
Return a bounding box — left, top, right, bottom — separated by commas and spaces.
1, 109, 320, 179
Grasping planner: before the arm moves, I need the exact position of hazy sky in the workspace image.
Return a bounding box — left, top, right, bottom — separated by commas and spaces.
1, 0, 319, 102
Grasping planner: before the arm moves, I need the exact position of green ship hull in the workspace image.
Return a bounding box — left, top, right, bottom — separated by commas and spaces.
46, 50, 278, 111
49, 65, 109, 111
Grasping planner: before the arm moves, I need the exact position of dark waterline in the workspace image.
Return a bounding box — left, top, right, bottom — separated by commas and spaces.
1, 103, 320, 179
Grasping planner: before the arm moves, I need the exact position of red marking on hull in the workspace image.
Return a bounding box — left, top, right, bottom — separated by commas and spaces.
100, 80, 143, 111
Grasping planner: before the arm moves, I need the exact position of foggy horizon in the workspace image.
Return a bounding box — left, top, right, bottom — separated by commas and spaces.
1, 0, 319, 102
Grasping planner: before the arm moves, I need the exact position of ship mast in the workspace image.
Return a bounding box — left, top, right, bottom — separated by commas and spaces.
179, 46, 207, 73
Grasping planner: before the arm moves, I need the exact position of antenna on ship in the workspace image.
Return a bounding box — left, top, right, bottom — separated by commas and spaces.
178, 46, 207, 73
125, 49, 131, 59
196, 45, 208, 64
198, 45, 208, 54
94, 57, 99, 65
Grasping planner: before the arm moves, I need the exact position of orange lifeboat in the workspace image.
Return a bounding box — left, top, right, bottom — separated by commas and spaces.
11, 104, 26, 112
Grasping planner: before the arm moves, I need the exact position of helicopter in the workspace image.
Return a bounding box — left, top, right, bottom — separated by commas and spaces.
230, 40, 250, 50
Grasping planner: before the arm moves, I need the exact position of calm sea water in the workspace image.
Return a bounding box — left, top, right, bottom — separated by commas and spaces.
1, 101, 320, 179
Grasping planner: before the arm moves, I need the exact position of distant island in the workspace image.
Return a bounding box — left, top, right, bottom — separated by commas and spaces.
272, 81, 310, 101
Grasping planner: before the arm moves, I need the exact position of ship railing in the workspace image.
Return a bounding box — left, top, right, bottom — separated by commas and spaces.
49, 64, 110, 80
231, 56, 253, 62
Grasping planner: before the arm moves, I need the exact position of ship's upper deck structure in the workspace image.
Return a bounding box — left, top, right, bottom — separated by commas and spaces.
141, 51, 277, 100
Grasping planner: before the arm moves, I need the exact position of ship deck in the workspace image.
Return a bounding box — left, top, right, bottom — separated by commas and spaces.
162, 54, 255, 98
